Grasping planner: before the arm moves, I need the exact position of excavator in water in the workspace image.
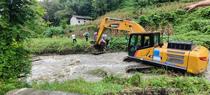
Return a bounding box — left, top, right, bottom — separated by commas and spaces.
93, 17, 209, 74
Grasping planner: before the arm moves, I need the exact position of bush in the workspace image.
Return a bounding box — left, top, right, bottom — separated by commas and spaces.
127, 73, 142, 87
134, 0, 180, 7
138, 15, 150, 27
0, 79, 29, 95
0, 0, 41, 80
190, 20, 210, 32
43, 27, 64, 37
0, 44, 31, 79
109, 37, 128, 51
200, 7, 210, 19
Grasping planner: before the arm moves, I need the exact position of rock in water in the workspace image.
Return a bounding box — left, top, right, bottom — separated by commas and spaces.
6, 88, 81, 95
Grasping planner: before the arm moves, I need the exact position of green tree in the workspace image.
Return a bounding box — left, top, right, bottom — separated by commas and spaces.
92, 0, 122, 17
40, 0, 123, 25
0, 0, 41, 80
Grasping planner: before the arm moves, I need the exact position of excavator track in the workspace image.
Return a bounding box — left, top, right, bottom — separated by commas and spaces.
126, 64, 153, 73
124, 56, 154, 73
91, 50, 105, 55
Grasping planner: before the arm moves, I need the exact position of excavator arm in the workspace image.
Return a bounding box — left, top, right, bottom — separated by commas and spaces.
95, 17, 146, 45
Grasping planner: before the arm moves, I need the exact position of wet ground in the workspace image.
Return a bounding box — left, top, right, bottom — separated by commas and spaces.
27, 52, 210, 83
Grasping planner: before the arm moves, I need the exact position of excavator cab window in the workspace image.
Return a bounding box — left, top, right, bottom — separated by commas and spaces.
128, 33, 160, 56
129, 35, 141, 56
154, 34, 160, 46
143, 36, 151, 48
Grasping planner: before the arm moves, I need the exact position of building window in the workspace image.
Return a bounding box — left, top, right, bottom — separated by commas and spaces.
78, 21, 80, 23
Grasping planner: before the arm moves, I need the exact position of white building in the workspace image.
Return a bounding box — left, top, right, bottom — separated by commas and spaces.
70, 15, 93, 25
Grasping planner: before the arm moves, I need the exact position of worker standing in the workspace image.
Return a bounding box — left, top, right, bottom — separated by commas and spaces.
83, 31, 90, 42
94, 32, 98, 41
185, 0, 210, 11
105, 35, 111, 48
72, 34, 77, 43
102, 34, 111, 48
102, 34, 107, 41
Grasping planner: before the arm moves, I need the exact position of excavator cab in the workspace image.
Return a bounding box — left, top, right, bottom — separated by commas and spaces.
128, 32, 161, 57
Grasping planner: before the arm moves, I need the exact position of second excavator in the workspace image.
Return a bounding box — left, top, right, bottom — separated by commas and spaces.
94, 17, 209, 74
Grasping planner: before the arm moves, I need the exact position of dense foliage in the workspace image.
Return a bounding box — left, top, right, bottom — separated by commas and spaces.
122, 0, 180, 8
41, 0, 181, 26
138, 7, 210, 48
0, 0, 38, 80
43, 27, 65, 37
41, 0, 122, 26
0, 0, 44, 94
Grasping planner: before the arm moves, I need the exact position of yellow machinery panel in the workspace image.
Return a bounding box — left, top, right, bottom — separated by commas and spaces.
133, 43, 209, 74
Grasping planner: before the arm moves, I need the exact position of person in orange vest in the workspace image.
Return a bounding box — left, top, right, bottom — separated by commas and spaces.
185, 0, 210, 11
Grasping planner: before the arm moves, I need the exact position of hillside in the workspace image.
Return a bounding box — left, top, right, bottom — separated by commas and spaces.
70, 0, 210, 48
25, 0, 210, 55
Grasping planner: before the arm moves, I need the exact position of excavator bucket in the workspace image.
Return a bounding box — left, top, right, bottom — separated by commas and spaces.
89, 41, 106, 55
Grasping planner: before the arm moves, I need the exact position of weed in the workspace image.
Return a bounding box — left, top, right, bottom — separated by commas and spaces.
0, 80, 30, 95
33, 79, 123, 95
33, 74, 210, 95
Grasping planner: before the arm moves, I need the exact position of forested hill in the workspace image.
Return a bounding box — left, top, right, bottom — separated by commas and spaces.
41, 0, 180, 25
40, 0, 210, 48
40, 0, 122, 25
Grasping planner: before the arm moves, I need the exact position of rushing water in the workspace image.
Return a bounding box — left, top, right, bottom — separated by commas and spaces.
27, 52, 210, 83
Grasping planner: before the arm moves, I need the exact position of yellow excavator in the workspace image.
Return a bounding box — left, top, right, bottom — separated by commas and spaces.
94, 17, 209, 74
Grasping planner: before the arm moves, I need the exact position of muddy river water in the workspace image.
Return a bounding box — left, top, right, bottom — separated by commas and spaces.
27, 52, 210, 83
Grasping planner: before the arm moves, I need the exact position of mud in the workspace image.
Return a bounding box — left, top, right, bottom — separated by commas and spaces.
27, 52, 210, 83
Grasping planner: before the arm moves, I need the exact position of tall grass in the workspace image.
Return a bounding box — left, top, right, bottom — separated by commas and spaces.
24, 37, 91, 55
32, 79, 123, 95
24, 37, 128, 55
0, 80, 30, 95
33, 74, 210, 95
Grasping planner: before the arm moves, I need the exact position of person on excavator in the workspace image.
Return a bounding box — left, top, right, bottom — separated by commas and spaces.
94, 32, 98, 41
185, 0, 210, 11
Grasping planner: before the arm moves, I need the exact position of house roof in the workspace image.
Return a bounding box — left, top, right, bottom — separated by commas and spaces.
72, 15, 93, 20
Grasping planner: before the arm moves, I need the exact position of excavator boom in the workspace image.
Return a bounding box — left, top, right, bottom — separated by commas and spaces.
95, 17, 146, 45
